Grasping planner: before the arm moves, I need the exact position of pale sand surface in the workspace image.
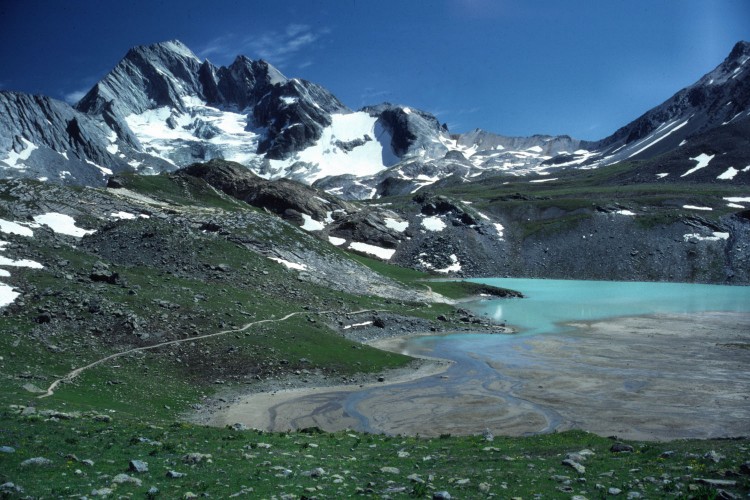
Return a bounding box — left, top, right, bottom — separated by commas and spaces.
204, 347, 453, 431
202, 312, 750, 440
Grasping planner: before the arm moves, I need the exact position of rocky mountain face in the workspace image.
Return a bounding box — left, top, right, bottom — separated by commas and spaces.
0, 92, 133, 184
2, 39, 749, 196
550, 40, 750, 184
1, 40, 749, 285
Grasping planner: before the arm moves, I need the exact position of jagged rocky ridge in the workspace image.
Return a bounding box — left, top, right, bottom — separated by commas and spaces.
2, 40, 748, 198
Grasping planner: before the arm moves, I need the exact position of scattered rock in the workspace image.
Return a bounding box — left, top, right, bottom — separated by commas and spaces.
0, 483, 23, 494
0, 446, 15, 453
182, 452, 212, 464
91, 487, 114, 497
608, 487, 622, 495
562, 459, 586, 474
610, 442, 634, 453
129, 459, 149, 473
696, 478, 737, 487
303, 467, 326, 478
20, 457, 52, 467
380, 466, 400, 474
166, 470, 186, 478
112, 473, 142, 486
433, 491, 452, 500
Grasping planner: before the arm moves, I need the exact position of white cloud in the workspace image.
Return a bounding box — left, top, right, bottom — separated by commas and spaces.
360, 88, 392, 106
63, 88, 88, 104
199, 24, 330, 67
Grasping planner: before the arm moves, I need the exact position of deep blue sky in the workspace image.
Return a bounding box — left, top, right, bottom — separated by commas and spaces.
1, 0, 749, 140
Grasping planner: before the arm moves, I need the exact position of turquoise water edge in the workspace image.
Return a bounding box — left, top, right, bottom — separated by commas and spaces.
467, 277, 750, 336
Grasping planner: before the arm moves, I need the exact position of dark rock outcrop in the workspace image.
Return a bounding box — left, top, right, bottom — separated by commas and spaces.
178, 159, 353, 222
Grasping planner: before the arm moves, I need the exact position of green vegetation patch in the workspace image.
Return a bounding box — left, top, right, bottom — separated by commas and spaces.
1, 414, 747, 498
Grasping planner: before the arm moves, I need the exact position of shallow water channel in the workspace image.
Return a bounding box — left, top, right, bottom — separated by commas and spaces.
234, 279, 750, 439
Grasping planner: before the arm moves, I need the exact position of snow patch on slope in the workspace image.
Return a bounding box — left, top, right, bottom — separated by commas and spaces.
421, 216, 446, 232
269, 257, 308, 271
717, 167, 739, 180
627, 118, 690, 158
33, 213, 95, 237
124, 98, 260, 167
300, 214, 325, 231
683, 232, 729, 242
435, 254, 462, 274
384, 217, 408, 232
349, 241, 396, 260
272, 112, 398, 183
681, 153, 715, 177
1, 138, 38, 170
0, 219, 35, 237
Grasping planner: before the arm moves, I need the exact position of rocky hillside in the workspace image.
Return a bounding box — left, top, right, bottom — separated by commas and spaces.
173, 159, 750, 284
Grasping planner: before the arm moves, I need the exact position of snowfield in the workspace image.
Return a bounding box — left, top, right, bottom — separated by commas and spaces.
2, 137, 38, 169
300, 214, 325, 231
0, 284, 19, 308
271, 112, 399, 183
683, 232, 729, 242
681, 153, 715, 177
349, 241, 396, 260
435, 254, 462, 274
33, 213, 95, 237
0, 219, 35, 237
384, 217, 408, 232
268, 257, 308, 271
421, 216, 446, 232
124, 98, 261, 167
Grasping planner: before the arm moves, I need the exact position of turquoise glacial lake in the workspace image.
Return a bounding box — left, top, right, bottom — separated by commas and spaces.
464, 278, 750, 336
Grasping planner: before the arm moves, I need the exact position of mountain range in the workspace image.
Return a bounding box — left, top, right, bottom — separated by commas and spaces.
2, 40, 749, 196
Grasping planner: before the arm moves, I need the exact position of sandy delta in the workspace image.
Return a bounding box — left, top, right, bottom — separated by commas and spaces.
202, 312, 750, 441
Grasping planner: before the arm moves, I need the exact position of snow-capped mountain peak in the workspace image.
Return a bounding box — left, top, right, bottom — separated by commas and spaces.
1, 39, 748, 196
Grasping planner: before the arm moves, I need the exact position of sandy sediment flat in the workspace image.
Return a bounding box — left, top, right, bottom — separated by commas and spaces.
204, 351, 453, 432
201, 312, 750, 440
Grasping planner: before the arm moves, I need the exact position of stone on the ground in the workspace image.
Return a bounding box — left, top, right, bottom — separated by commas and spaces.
562, 458, 586, 474
112, 473, 142, 486
20, 457, 52, 467
129, 459, 148, 473
610, 443, 634, 453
